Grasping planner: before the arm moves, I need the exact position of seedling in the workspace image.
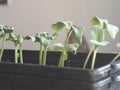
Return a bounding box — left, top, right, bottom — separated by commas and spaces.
111, 43, 120, 63
51, 21, 84, 67
7, 33, 24, 64
25, 32, 58, 65
0, 25, 14, 61
83, 16, 119, 70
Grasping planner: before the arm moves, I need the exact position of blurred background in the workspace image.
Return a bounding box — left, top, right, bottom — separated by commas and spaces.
0, 0, 120, 53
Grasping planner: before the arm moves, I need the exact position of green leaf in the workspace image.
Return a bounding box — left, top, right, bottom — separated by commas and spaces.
116, 43, 120, 48
3, 25, 14, 33
48, 43, 63, 51
24, 36, 36, 42
35, 33, 46, 45
66, 43, 79, 55
51, 22, 65, 32
51, 21, 73, 32
106, 24, 119, 39
91, 16, 108, 29
35, 35, 41, 42
91, 16, 101, 25
91, 25, 105, 42
35, 32, 58, 47
90, 40, 109, 46
40, 37, 50, 47
92, 16, 119, 40
62, 21, 73, 31
72, 25, 84, 44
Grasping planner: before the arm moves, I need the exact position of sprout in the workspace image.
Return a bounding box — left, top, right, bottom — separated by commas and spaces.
51, 21, 84, 67
7, 33, 24, 64
0, 25, 14, 61
25, 32, 58, 65
83, 16, 119, 70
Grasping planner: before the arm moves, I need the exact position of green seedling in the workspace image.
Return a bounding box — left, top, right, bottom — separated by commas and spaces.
0, 25, 14, 61
25, 32, 58, 65
51, 21, 84, 67
7, 33, 24, 64
83, 16, 119, 70
111, 43, 120, 63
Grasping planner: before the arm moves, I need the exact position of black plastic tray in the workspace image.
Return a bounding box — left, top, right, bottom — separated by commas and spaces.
1, 49, 112, 82
0, 70, 112, 90
0, 49, 120, 90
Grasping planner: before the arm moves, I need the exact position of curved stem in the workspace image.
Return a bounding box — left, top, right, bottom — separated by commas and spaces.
39, 44, 43, 65
83, 45, 95, 69
111, 53, 120, 63
64, 31, 73, 46
0, 33, 6, 61
42, 46, 47, 65
91, 47, 98, 70
20, 44, 23, 64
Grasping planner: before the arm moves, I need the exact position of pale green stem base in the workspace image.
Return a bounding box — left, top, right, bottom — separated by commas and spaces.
42, 46, 47, 65
83, 45, 95, 69
20, 44, 23, 64
91, 47, 98, 70
0, 33, 6, 61
39, 45, 43, 65
15, 44, 19, 63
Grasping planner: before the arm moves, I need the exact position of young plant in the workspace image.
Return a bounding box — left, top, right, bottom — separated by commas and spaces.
83, 16, 119, 70
0, 25, 14, 61
25, 32, 58, 65
51, 21, 84, 67
7, 33, 24, 64
111, 43, 120, 63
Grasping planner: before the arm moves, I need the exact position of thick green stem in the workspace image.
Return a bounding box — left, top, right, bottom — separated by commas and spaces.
111, 53, 120, 63
0, 33, 6, 61
39, 44, 43, 65
91, 47, 98, 70
83, 45, 95, 69
42, 46, 47, 65
19, 44, 23, 64
58, 49, 65, 67
58, 31, 72, 67
15, 43, 19, 63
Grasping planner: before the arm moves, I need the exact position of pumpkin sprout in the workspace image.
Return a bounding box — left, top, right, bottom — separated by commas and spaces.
83, 16, 119, 70
0, 25, 14, 61
51, 21, 84, 67
25, 32, 58, 65
7, 33, 24, 64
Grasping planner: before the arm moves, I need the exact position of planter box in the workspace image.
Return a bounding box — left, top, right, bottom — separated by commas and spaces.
0, 49, 120, 90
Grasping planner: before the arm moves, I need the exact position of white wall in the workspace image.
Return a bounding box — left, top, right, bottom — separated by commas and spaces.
0, 0, 120, 53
